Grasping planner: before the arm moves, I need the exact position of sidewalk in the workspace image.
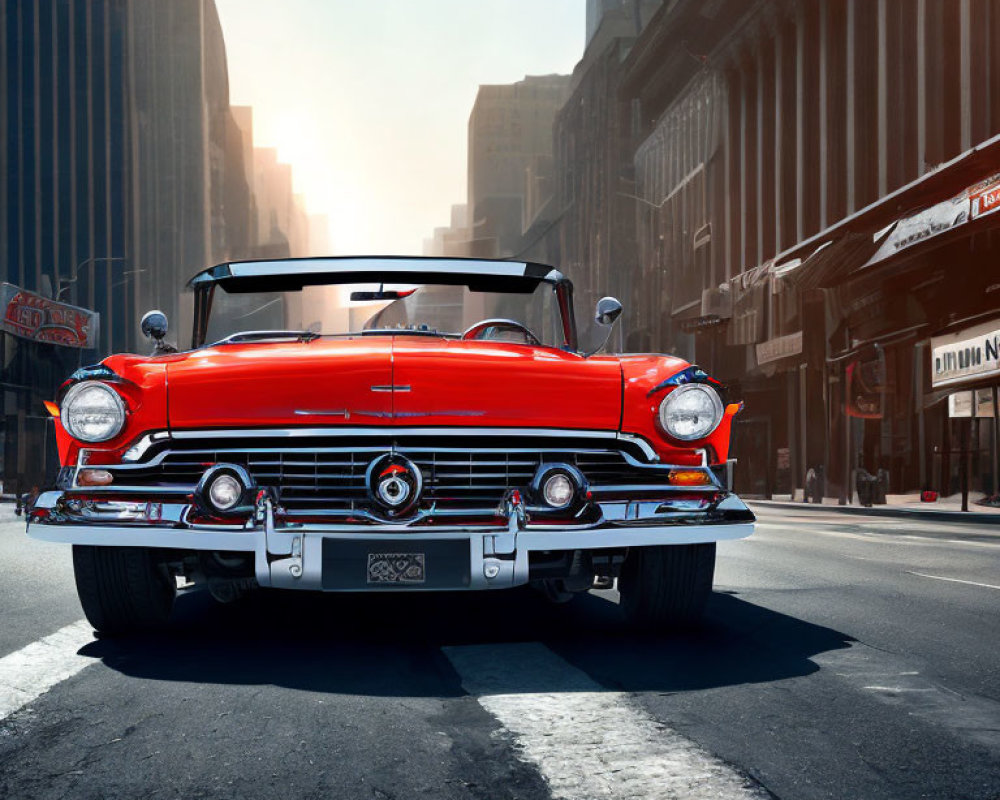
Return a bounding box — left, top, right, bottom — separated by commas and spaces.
750, 493, 1000, 524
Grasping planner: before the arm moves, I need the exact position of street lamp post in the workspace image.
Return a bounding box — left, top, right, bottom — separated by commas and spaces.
56, 256, 127, 301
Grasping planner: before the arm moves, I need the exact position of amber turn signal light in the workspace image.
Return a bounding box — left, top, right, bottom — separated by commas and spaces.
43, 400, 60, 418
667, 469, 712, 486
77, 468, 113, 487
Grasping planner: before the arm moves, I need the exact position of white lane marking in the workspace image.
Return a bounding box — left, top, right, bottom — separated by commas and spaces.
818, 643, 1000, 750
444, 642, 767, 800
0, 620, 94, 721
758, 522, 1000, 549
906, 571, 1000, 591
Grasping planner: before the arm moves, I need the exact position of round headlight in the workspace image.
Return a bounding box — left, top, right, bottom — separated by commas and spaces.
658, 384, 724, 442
542, 473, 575, 508
208, 474, 243, 511
61, 381, 126, 443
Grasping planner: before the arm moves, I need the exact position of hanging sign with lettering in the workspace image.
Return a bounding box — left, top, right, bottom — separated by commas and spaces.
1, 283, 99, 349
931, 319, 1000, 388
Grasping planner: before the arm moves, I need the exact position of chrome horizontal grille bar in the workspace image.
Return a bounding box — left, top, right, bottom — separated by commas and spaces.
104, 433, 680, 513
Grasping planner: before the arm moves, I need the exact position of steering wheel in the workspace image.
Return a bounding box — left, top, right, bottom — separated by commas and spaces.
461, 318, 541, 346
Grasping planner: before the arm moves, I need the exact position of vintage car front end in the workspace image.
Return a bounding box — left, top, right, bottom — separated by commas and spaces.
30, 425, 754, 590
27, 257, 754, 634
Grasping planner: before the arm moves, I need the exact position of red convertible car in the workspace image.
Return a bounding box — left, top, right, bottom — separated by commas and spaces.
27, 257, 754, 633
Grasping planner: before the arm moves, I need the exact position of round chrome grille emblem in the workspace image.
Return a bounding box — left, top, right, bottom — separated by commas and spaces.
366, 454, 422, 516
377, 471, 411, 507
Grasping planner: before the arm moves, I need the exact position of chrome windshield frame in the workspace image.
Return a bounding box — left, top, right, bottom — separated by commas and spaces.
188, 256, 578, 352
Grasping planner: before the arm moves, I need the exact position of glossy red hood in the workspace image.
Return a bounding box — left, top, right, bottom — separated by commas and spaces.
163, 337, 624, 431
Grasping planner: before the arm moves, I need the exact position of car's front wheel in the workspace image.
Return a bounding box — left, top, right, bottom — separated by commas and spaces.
72, 546, 176, 635
618, 543, 716, 630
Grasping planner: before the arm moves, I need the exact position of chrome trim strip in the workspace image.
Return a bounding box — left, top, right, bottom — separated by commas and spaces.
618, 433, 659, 461
164, 426, 658, 458
120, 431, 171, 463
27, 523, 258, 551
101, 444, 670, 472
66, 485, 197, 496
294, 409, 348, 417
90, 450, 174, 470
588, 483, 718, 494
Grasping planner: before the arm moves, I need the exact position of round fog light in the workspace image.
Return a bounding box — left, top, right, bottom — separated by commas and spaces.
208, 474, 242, 511
542, 473, 575, 508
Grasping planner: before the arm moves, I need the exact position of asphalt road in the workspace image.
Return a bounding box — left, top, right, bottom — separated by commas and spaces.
1, 506, 998, 800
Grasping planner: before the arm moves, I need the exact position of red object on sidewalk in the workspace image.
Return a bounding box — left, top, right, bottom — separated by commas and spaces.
920, 490, 939, 503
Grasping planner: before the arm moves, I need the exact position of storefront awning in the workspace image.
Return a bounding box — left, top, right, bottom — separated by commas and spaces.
778, 229, 895, 291
770, 132, 1000, 290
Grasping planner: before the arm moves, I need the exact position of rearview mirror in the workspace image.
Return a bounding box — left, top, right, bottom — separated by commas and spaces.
350, 289, 416, 302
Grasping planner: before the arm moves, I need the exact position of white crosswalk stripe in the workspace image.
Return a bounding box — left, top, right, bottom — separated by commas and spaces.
0, 620, 94, 721
445, 642, 768, 800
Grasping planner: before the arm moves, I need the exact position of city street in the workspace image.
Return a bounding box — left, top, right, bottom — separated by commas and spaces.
0, 506, 997, 800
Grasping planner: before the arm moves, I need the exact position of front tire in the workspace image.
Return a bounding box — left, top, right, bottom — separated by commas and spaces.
618, 543, 716, 630
72, 546, 176, 635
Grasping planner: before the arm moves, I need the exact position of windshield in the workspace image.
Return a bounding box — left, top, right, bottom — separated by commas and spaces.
200, 281, 569, 347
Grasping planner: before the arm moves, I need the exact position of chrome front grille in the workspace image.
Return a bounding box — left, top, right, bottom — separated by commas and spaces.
109, 431, 674, 512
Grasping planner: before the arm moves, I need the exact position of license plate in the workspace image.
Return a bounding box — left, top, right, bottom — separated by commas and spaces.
366, 552, 426, 584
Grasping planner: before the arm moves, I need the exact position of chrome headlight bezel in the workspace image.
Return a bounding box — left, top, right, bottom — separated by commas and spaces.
60, 381, 127, 443
657, 383, 724, 442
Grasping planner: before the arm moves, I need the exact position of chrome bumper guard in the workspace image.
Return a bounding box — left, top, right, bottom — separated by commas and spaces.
27, 489, 754, 591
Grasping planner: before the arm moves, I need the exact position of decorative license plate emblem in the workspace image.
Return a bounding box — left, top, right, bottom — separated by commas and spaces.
366, 553, 426, 584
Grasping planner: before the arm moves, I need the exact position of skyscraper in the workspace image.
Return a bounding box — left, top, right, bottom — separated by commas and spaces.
467, 74, 571, 256
0, 0, 249, 490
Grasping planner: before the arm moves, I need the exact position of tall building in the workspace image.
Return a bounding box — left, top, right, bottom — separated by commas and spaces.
552, 0, 1000, 503
229, 105, 260, 256
467, 74, 571, 256
0, 0, 251, 491
423, 204, 472, 257
252, 146, 310, 259
516, 0, 663, 343
308, 213, 330, 257
128, 0, 246, 346
586, 0, 662, 48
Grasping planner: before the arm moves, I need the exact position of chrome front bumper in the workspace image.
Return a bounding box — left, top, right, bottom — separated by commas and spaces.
26, 491, 754, 591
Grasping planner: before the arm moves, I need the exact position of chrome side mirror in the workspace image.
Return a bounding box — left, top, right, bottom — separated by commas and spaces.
583, 296, 623, 357
141, 310, 168, 341
595, 296, 623, 326
141, 310, 177, 355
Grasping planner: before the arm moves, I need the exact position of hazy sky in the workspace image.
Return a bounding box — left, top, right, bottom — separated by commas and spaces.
215, 0, 584, 256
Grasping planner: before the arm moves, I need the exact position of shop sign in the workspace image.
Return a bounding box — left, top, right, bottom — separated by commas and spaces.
948, 389, 997, 418
755, 331, 803, 366
1, 282, 99, 349
970, 179, 1000, 219
680, 315, 724, 334
931, 319, 1000, 388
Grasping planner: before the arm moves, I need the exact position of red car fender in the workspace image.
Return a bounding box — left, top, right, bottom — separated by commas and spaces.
616, 355, 738, 466
52, 354, 171, 467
